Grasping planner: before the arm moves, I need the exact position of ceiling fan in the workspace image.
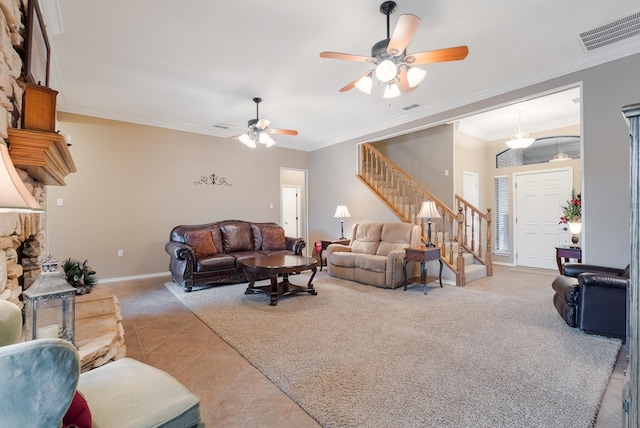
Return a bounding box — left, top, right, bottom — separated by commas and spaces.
227, 98, 298, 148
320, 1, 469, 98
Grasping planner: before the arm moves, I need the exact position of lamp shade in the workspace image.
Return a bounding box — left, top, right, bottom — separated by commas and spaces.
238, 133, 256, 148
259, 132, 276, 147
355, 73, 373, 94
0, 141, 43, 213
375, 60, 398, 82
383, 83, 401, 99
333, 205, 351, 218
417, 201, 441, 219
568, 222, 582, 234
407, 66, 427, 87
505, 136, 535, 149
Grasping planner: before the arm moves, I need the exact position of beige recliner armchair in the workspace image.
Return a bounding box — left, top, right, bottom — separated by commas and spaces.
327, 222, 422, 288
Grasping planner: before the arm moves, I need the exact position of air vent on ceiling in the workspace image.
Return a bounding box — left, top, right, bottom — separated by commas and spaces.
213, 124, 229, 129
579, 11, 640, 52
402, 104, 420, 111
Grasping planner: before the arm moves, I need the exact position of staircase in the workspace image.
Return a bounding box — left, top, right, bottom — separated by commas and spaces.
358, 143, 493, 286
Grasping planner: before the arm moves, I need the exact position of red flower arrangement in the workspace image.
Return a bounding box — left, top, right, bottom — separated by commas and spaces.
559, 189, 581, 224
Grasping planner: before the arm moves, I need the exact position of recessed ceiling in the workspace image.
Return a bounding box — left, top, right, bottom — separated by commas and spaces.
41, 1, 640, 151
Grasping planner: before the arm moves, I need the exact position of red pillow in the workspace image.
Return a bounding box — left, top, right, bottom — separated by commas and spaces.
185, 230, 218, 258
63, 391, 92, 428
262, 228, 286, 251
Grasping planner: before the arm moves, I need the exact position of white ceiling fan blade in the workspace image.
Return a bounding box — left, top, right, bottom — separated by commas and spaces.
256, 118, 270, 129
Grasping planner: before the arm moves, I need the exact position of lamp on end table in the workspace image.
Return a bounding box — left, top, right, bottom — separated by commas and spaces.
417, 200, 441, 247
333, 205, 351, 239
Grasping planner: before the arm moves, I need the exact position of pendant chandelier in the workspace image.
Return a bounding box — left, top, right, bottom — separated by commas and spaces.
505, 111, 535, 149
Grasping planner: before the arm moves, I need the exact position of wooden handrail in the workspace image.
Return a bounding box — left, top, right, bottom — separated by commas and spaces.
358, 143, 493, 285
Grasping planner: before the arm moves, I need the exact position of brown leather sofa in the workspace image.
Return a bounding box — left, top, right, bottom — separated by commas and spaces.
165, 220, 306, 291
552, 263, 628, 340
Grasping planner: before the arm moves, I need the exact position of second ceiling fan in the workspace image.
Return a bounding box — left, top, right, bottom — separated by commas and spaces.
320, 1, 469, 98
228, 98, 298, 148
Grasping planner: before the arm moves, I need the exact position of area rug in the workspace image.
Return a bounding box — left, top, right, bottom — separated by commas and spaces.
166, 273, 621, 428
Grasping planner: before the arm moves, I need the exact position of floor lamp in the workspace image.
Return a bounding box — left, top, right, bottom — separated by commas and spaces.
333, 205, 351, 239
417, 201, 441, 247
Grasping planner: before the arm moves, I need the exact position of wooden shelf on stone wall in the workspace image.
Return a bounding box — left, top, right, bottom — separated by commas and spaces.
7, 128, 77, 185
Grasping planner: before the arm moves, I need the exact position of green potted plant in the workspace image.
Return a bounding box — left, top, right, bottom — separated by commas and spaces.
61, 258, 97, 295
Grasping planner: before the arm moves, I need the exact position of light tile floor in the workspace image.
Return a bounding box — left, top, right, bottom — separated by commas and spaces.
104, 265, 626, 427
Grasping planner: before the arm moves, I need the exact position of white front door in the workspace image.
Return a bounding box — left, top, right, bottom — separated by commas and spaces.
514, 168, 572, 269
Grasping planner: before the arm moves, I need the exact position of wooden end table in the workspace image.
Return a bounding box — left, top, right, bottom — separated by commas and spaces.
403, 246, 443, 295
243, 255, 317, 306
319, 239, 350, 271
555, 245, 582, 274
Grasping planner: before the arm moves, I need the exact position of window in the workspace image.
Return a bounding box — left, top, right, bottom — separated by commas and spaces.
494, 176, 510, 253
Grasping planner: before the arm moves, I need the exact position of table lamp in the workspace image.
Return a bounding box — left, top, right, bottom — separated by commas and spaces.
417, 200, 441, 247
333, 205, 351, 239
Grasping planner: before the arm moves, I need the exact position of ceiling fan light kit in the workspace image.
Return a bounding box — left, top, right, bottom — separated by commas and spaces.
320, 1, 468, 98
228, 97, 298, 148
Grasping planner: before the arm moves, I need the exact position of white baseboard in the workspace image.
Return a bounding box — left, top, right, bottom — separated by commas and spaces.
97, 271, 171, 284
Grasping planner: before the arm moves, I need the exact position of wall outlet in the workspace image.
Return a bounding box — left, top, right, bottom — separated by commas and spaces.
117, 250, 124, 257
56, 198, 64, 206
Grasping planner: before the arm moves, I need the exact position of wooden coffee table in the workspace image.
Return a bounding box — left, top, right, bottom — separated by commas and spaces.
243, 255, 317, 306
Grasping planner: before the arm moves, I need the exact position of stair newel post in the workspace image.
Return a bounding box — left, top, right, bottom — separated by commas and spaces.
456, 207, 466, 286
485, 208, 493, 277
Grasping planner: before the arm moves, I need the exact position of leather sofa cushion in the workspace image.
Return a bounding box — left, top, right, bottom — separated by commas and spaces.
221, 222, 253, 253
262, 228, 286, 250
351, 223, 383, 255
196, 254, 236, 272
184, 230, 218, 258
355, 254, 387, 273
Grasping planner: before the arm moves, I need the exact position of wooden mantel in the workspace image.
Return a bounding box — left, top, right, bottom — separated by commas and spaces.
7, 128, 77, 185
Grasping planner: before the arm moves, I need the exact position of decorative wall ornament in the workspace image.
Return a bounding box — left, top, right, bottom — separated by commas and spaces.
194, 173, 232, 187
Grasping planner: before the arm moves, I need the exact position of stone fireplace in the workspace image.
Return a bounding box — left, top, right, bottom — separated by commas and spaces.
0, 1, 66, 307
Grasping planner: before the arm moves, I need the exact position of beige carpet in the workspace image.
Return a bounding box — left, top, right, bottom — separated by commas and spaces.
167, 273, 621, 428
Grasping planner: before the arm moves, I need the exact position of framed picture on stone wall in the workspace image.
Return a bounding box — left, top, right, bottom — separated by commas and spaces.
25, 0, 50, 87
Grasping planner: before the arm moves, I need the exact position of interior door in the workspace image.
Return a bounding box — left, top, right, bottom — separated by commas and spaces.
515, 168, 572, 269
281, 186, 300, 237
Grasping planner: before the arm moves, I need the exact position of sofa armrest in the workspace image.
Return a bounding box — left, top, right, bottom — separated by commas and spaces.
563, 263, 624, 278
165, 241, 196, 261
385, 249, 407, 288
285, 237, 306, 255
579, 273, 629, 290
551, 275, 579, 306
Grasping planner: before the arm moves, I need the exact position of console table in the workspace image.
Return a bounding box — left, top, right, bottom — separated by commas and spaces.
555, 245, 582, 274
403, 246, 443, 295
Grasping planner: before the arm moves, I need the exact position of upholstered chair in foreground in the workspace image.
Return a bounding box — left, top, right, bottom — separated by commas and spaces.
0, 300, 202, 428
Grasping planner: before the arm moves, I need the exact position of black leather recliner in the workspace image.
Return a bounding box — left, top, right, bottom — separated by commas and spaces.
552, 263, 628, 340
